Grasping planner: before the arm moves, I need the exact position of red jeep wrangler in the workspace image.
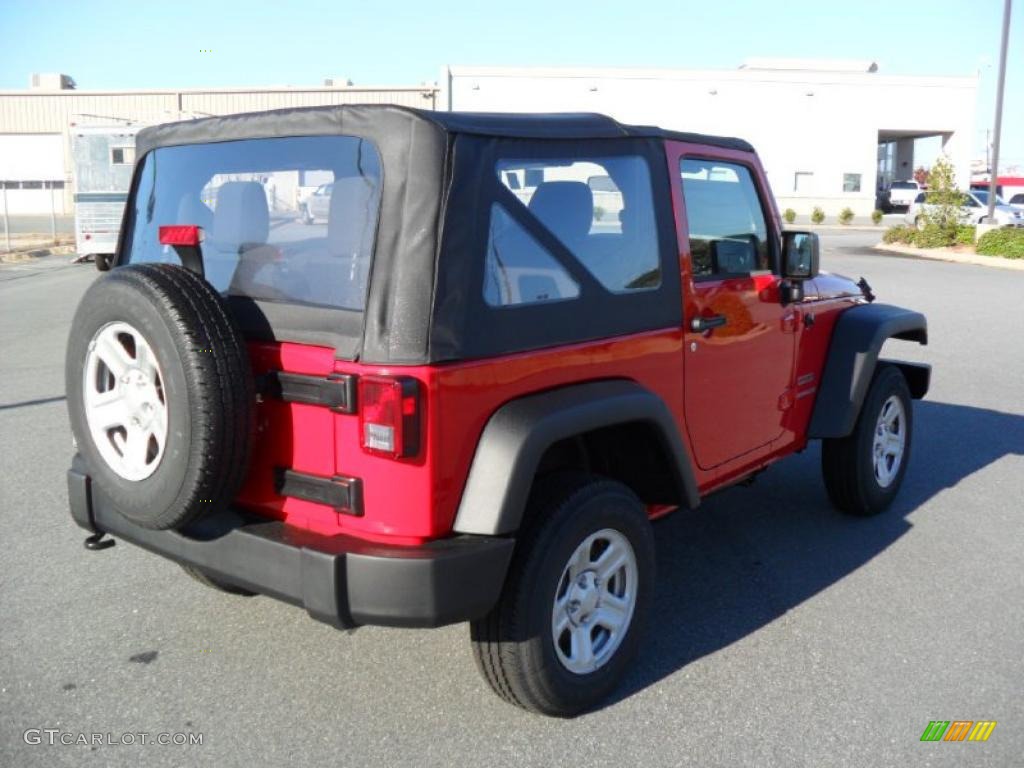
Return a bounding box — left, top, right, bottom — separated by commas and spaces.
66, 106, 929, 716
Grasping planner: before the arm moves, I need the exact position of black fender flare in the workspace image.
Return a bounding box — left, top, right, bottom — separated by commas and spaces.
808, 303, 929, 439
452, 380, 700, 536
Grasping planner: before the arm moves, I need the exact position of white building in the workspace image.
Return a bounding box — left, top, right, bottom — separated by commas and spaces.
1, 62, 978, 220
442, 60, 978, 216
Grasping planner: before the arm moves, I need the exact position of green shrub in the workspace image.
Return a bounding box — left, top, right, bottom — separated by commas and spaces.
783, 208, 797, 224
811, 206, 825, 224
976, 227, 1024, 259
912, 224, 955, 249
838, 207, 855, 225
871, 209, 884, 225
882, 225, 915, 244
954, 225, 976, 245
593, 206, 606, 221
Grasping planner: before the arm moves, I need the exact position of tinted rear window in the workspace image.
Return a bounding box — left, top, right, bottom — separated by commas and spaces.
890, 182, 917, 190
124, 136, 382, 311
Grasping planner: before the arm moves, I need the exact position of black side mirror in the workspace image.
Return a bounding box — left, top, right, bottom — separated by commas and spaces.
94, 253, 114, 272
781, 231, 820, 279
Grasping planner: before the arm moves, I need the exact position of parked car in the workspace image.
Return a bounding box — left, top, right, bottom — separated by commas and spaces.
904, 189, 1024, 229
301, 181, 332, 224
886, 180, 922, 210
1009, 193, 1024, 211
65, 106, 930, 717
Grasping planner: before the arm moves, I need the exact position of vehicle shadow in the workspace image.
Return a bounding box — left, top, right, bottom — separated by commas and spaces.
606, 399, 1024, 708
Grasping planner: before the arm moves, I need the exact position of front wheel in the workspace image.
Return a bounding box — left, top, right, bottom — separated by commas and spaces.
822, 365, 913, 516
470, 474, 654, 717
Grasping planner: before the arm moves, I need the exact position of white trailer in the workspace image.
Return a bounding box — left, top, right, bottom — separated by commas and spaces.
70, 124, 143, 259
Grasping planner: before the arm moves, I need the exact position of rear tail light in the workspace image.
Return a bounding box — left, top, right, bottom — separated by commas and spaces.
358, 376, 420, 459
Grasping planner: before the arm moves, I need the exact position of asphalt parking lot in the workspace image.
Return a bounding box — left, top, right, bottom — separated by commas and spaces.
1, 230, 1021, 767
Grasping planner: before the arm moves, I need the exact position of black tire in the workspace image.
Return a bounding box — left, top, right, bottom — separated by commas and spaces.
822, 365, 913, 516
180, 565, 257, 596
470, 473, 655, 717
66, 263, 254, 530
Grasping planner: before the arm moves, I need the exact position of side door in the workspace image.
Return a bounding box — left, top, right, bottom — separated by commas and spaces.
668, 144, 797, 471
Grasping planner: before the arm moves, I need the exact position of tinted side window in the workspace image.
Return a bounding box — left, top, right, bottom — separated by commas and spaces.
495, 156, 661, 295
680, 159, 770, 278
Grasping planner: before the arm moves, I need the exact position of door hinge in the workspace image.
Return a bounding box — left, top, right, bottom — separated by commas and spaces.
257, 371, 356, 413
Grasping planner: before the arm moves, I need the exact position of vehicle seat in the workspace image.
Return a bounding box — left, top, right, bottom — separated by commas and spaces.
321, 176, 377, 306
210, 181, 269, 251
528, 181, 594, 248
208, 181, 280, 298
175, 194, 213, 232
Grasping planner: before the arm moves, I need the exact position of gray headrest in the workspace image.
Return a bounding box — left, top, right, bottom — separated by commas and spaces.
528, 181, 594, 244
176, 195, 213, 230
212, 181, 269, 248
327, 177, 376, 257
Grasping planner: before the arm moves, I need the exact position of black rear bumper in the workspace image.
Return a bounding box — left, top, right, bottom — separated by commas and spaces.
68, 461, 514, 630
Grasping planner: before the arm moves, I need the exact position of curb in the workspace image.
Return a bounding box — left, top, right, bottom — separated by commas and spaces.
873, 243, 1024, 272
0, 245, 75, 264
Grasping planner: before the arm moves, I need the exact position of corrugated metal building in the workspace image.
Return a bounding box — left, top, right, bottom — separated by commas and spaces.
0, 81, 438, 215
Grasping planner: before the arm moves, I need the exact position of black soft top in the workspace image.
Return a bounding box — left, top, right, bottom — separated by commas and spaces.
129, 106, 752, 364
135, 104, 752, 155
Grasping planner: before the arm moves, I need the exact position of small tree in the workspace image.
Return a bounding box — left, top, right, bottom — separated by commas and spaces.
783, 208, 797, 224
871, 209, 884, 225
923, 156, 966, 235
839, 207, 855, 225
811, 206, 825, 224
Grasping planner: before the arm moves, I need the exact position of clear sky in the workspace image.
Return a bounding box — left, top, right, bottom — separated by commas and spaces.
1, 0, 1020, 170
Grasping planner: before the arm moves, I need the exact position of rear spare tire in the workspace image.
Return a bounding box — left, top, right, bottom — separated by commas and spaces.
66, 263, 254, 530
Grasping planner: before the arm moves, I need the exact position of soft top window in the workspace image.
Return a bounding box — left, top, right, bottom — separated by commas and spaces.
492, 155, 661, 299
124, 135, 382, 312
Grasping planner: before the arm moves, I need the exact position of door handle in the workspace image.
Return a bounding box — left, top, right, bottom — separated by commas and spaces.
690, 314, 728, 332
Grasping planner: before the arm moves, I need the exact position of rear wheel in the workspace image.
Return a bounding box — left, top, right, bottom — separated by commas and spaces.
470, 474, 654, 717
822, 365, 913, 516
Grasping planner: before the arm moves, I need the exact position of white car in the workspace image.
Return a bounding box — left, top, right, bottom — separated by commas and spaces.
886, 180, 921, 210
904, 190, 1024, 229
1009, 192, 1024, 211
301, 182, 333, 224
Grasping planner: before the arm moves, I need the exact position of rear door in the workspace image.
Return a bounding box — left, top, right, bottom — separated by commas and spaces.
667, 144, 797, 471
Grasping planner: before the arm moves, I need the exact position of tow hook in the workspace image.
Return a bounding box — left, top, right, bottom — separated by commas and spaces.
84, 533, 116, 551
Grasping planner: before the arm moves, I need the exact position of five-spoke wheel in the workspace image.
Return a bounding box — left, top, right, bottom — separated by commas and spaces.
83, 321, 168, 481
